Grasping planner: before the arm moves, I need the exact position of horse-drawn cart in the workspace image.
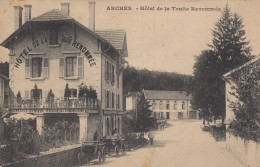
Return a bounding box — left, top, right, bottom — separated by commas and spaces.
101, 137, 128, 157
78, 141, 106, 165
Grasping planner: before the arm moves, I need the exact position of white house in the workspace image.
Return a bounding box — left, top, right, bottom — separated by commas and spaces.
143, 90, 197, 120
0, 2, 128, 142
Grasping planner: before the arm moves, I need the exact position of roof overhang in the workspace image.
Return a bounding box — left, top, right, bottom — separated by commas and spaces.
1, 19, 122, 57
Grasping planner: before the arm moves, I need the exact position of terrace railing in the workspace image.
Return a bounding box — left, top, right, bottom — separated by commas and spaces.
9, 97, 100, 110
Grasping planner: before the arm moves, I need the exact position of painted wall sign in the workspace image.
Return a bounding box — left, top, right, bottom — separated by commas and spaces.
61, 35, 96, 67
13, 37, 48, 68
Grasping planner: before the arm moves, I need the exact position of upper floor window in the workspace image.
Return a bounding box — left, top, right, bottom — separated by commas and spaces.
159, 101, 163, 110
166, 101, 170, 110
25, 56, 48, 79
105, 60, 116, 85
66, 57, 77, 77
50, 29, 58, 45
182, 101, 186, 110
112, 92, 115, 108
32, 58, 42, 78
105, 90, 110, 108
59, 54, 83, 78
174, 101, 177, 110
116, 94, 120, 109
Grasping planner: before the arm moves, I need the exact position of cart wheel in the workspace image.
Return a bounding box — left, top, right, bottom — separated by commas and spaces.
115, 145, 120, 157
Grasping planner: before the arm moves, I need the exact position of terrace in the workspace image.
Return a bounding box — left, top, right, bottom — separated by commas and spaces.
7, 97, 100, 114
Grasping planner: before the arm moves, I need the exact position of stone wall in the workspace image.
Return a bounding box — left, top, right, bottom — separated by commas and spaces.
226, 132, 260, 167
3, 146, 81, 167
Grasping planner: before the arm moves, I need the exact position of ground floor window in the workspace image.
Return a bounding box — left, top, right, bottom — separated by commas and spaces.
166, 112, 170, 119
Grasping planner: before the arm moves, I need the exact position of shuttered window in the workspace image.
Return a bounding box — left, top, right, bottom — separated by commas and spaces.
112, 92, 114, 108
78, 56, 84, 77
43, 58, 49, 78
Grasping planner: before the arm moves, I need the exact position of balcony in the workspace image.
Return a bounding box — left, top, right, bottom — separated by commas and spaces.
8, 97, 100, 113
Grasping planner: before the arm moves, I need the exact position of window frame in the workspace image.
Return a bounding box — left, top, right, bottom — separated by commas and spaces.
174, 101, 177, 110
49, 28, 59, 45
31, 57, 43, 79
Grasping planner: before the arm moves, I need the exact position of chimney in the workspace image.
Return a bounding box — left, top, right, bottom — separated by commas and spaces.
61, 3, 70, 17
14, 6, 23, 30
89, 1, 96, 32
24, 5, 32, 22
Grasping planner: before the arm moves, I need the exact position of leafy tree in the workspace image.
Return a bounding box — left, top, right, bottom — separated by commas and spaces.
228, 63, 260, 142
192, 5, 252, 124
78, 83, 97, 99
134, 93, 156, 137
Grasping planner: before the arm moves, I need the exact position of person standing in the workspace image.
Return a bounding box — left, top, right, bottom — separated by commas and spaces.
148, 131, 154, 145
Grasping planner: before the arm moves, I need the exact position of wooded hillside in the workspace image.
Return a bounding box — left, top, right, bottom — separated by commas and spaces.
123, 66, 192, 95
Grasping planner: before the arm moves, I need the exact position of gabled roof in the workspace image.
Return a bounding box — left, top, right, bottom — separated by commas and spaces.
125, 91, 141, 97
143, 90, 192, 100
96, 30, 125, 50
223, 56, 260, 78
31, 9, 73, 21
1, 9, 128, 57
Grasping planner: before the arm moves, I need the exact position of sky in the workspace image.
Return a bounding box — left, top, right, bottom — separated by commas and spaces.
0, 0, 260, 75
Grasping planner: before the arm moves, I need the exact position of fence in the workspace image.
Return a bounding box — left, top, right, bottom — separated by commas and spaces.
8, 97, 100, 109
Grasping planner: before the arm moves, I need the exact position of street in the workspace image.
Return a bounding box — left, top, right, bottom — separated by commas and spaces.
80, 120, 245, 167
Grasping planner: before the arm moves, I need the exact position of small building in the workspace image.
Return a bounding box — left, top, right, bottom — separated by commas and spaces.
125, 92, 141, 111
143, 89, 197, 120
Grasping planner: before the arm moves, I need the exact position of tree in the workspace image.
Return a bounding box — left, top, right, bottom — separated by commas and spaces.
134, 93, 156, 137
192, 50, 224, 124
192, 5, 252, 124
229, 63, 260, 142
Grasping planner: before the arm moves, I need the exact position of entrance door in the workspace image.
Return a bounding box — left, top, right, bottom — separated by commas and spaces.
166, 112, 170, 119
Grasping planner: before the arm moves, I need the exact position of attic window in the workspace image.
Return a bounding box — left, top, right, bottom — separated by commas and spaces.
50, 28, 58, 45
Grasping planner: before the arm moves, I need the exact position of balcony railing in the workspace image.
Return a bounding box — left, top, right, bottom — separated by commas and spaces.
8, 97, 100, 109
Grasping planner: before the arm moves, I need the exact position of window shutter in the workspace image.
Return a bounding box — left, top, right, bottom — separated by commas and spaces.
25, 58, 30, 79
59, 57, 64, 78
78, 56, 84, 77
25, 90, 30, 99
43, 58, 49, 78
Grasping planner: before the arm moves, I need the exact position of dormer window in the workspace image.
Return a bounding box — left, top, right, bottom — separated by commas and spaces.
50, 28, 58, 45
